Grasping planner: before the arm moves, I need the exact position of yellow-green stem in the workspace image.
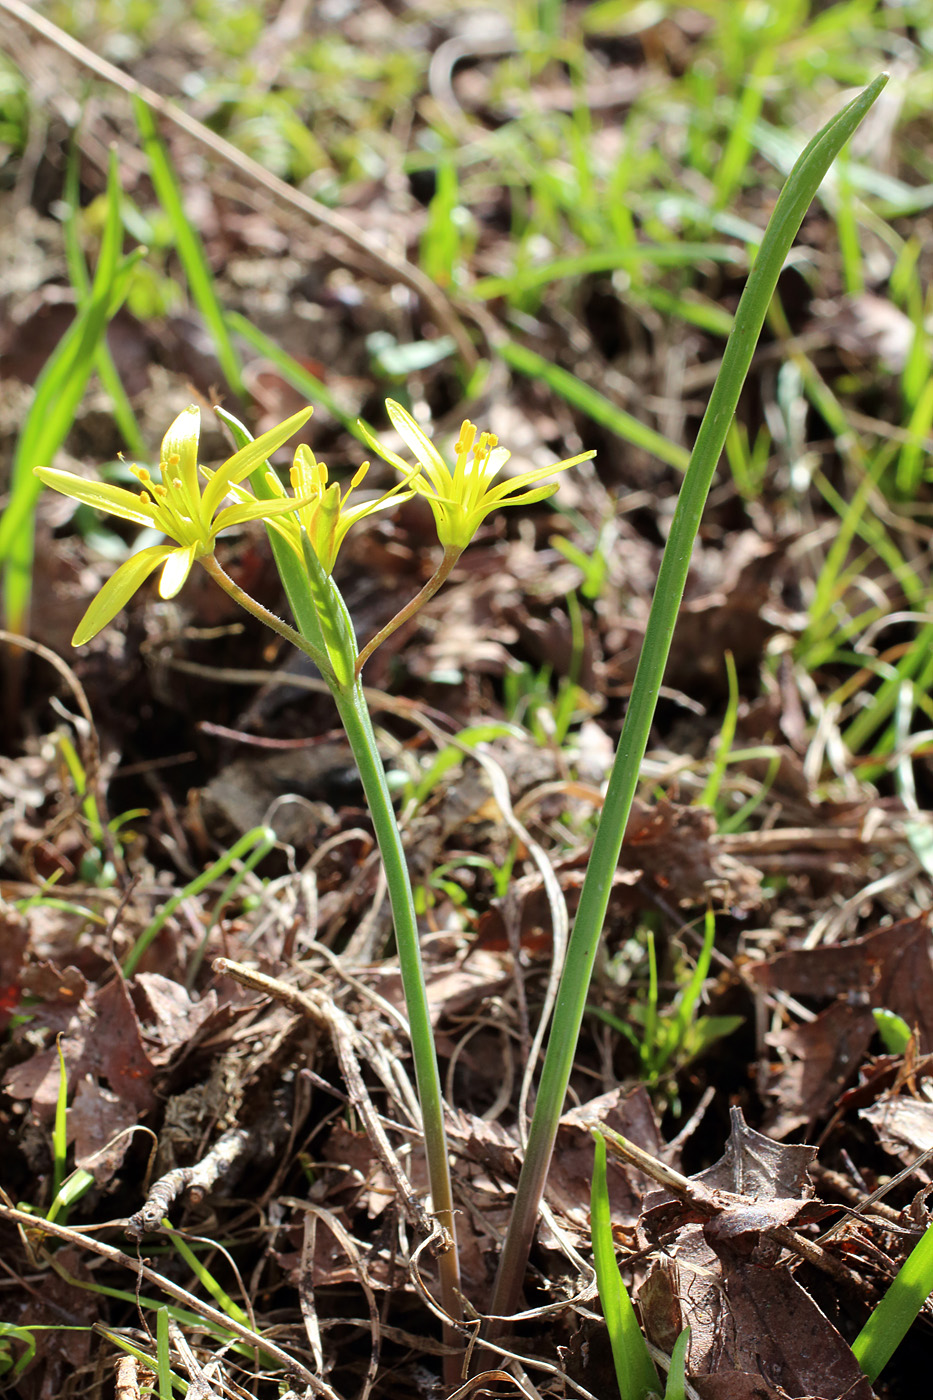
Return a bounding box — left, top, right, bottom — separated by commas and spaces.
355, 546, 461, 677
198, 554, 335, 684
332, 678, 463, 1376
217, 414, 464, 1383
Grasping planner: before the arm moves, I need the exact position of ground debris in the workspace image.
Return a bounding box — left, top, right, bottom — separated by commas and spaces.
126, 1124, 251, 1238
606, 1110, 877, 1400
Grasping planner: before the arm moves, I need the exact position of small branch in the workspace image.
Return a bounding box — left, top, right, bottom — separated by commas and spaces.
355, 546, 461, 678
212, 958, 438, 1244
198, 554, 335, 683
114, 1355, 140, 1400
125, 1127, 250, 1240
0, 1201, 328, 1392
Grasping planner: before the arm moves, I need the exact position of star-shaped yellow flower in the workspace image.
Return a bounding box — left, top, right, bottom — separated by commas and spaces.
246, 443, 417, 574
358, 399, 594, 553
34, 404, 312, 645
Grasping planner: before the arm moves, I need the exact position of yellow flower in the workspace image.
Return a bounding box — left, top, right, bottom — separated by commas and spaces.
358, 399, 594, 553
34, 405, 312, 645
250, 443, 417, 574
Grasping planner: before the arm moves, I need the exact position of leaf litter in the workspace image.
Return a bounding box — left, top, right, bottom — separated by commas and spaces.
0, 3, 932, 1398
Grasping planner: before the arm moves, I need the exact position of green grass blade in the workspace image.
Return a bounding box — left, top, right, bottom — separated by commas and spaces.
97, 1331, 187, 1395
591, 1133, 660, 1400
45, 1168, 95, 1225
62, 145, 147, 459
641, 932, 660, 1076
155, 1307, 173, 1400
0, 1323, 37, 1381
0, 148, 140, 632
133, 95, 244, 398
635, 284, 735, 338
665, 909, 716, 1070
223, 310, 365, 439
713, 50, 774, 210
852, 1220, 933, 1381
123, 825, 276, 978
500, 340, 691, 472
161, 1227, 249, 1327
52, 1035, 68, 1204
664, 1327, 690, 1400
700, 651, 739, 809
471, 242, 741, 300
185, 827, 276, 991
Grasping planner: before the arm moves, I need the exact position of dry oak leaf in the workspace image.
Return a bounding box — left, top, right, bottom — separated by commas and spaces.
748, 914, 933, 1049
637, 1109, 872, 1400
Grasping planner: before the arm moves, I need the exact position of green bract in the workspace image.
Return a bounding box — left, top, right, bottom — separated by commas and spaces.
33, 405, 312, 645
359, 399, 594, 553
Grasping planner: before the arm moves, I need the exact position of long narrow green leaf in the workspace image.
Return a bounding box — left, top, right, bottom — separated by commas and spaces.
500, 340, 691, 472
0, 148, 141, 632
488, 73, 889, 1329
591, 1134, 659, 1400
123, 825, 276, 978
472, 242, 742, 299
155, 1308, 174, 1400
853, 1221, 933, 1381
223, 311, 364, 439
52, 1035, 68, 1203
133, 96, 244, 398
162, 1227, 249, 1326
63, 146, 147, 459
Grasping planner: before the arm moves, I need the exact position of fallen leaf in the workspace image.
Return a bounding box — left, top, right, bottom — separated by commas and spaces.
762, 1000, 875, 1138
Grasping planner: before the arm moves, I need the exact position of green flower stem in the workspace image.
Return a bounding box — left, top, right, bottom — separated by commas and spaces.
204, 419, 464, 1375
485, 73, 889, 1332
355, 545, 461, 677
294, 541, 463, 1372
198, 554, 335, 683
329, 709, 464, 1380
331, 677, 463, 1357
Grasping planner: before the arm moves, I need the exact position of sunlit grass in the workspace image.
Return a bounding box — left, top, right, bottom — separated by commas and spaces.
0, 149, 143, 635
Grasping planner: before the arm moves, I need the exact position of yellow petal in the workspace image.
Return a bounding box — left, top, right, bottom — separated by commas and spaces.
72, 545, 175, 645
484, 452, 594, 505
33, 466, 156, 528
202, 406, 314, 519
158, 544, 198, 598
160, 406, 201, 512
385, 400, 451, 489
356, 413, 424, 478
213, 496, 305, 533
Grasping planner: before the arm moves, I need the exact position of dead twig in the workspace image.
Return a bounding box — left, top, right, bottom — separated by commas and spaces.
125, 1127, 251, 1240
168, 1320, 225, 1400
113, 1354, 141, 1400
282, 1198, 381, 1400
0, 1199, 330, 1393
212, 957, 440, 1247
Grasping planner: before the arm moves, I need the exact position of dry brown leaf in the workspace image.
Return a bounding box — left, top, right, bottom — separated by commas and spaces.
762, 1000, 876, 1138
637, 1110, 869, 1400
749, 915, 933, 1049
